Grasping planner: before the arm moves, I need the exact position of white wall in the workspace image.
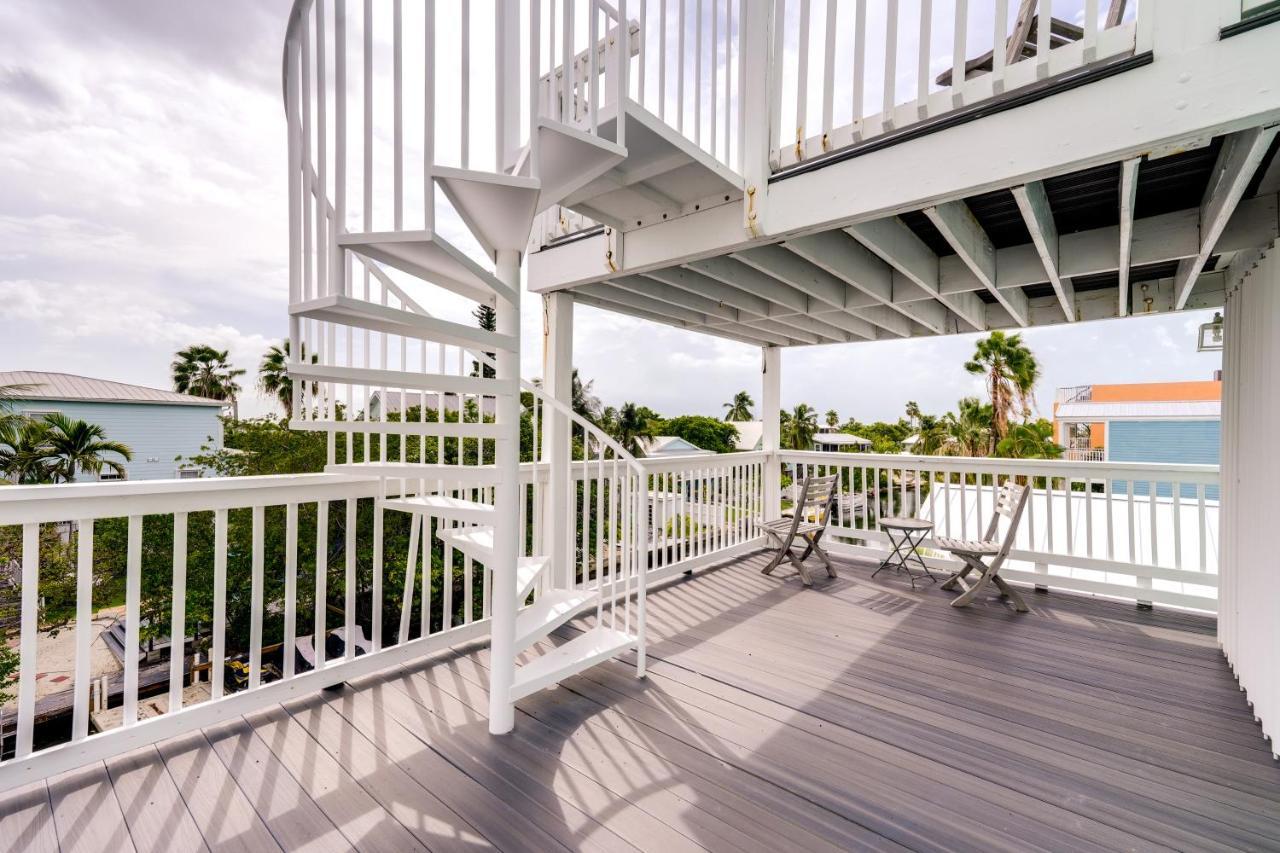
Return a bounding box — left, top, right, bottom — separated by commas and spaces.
1219, 239, 1280, 756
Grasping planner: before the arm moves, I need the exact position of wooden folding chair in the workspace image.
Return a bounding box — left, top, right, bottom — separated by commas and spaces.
760, 474, 838, 586
936, 482, 1031, 611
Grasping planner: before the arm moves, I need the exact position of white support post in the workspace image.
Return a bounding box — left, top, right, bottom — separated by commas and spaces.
489, 249, 522, 736
740, 0, 777, 237
761, 345, 782, 522
542, 290, 574, 589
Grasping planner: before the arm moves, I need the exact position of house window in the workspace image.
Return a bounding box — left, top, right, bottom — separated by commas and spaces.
177, 468, 202, 480
99, 472, 125, 481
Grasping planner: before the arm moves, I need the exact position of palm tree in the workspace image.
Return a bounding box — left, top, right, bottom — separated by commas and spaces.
785, 404, 819, 450
172, 345, 246, 418
571, 369, 601, 423
722, 391, 754, 422
40, 413, 133, 482
0, 383, 34, 434
258, 340, 317, 417
824, 409, 839, 428
613, 402, 655, 456
963, 331, 1039, 443
0, 420, 54, 484
995, 420, 1063, 460
904, 400, 923, 429
943, 397, 993, 457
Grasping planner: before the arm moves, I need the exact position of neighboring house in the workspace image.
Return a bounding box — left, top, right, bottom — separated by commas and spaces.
640, 436, 714, 458
813, 427, 871, 453
1, 371, 224, 481
1053, 380, 1221, 499
731, 421, 764, 452
1053, 380, 1221, 465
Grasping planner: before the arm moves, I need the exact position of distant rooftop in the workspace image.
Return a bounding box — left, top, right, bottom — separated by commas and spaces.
0, 371, 225, 407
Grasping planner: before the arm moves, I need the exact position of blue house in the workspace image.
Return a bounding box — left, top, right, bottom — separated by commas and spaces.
1054, 399, 1220, 499
1, 371, 224, 480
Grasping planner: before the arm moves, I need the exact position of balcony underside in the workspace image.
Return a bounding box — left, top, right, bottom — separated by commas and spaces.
5, 553, 1278, 852
540, 129, 1280, 347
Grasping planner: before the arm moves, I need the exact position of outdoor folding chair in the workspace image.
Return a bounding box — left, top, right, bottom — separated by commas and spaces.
760, 474, 839, 586
937, 482, 1031, 611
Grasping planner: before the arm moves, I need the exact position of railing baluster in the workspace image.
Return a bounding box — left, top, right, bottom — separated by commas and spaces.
677, 0, 686, 133
124, 515, 142, 725
72, 519, 94, 741
917, 0, 932, 111
695, 0, 703, 146
314, 500, 328, 669
852, 0, 866, 129
951, 0, 968, 103
795, 0, 809, 154
1173, 481, 1183, 571
16, 524, 39, 755
345, 498, 357, 657
212, 509, 228, 699
882, 0, 898, 129
250, 506, 265, 689
169, 513, 188, 711
1037, 0, 1052, 77
461, 0, 471, 165
658, 0, 667, 120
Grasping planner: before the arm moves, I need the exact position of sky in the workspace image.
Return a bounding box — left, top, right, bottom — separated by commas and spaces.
0, 1, 1220, 425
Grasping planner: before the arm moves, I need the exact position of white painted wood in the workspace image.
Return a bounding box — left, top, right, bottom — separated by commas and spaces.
249, 505, 265, 689
168, 513, 188, 711
1176, 126, 1279, 309
123, 515, 142, 727
16, 524, 38, 757
762, 346, 781, 523
925, 200, 1030, 326
1012, 181, 1075, 320
1118, 157, 1140, 316
882, 0, 898, 130
511, 626, 635, 699
72, 519, 93, 741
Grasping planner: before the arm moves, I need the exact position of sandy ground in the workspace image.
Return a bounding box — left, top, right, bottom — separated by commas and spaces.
2, 605, 125, 711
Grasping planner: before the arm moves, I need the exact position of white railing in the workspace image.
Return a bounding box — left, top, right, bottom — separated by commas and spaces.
772, 0, 1145, 169
1063, 447, 1105, 462
781, 450, 1220, 612
0, 383, 654, 789
637, 451, 768, 574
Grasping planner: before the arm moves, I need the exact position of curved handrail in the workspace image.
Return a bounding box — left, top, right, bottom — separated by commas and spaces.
280, 0, 313, 106
521, 379, 645, 476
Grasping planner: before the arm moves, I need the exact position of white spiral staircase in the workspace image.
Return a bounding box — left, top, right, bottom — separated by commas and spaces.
279, 0, 701, 733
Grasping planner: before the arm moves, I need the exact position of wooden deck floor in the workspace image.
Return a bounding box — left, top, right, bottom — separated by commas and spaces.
4, 553, 1280, 852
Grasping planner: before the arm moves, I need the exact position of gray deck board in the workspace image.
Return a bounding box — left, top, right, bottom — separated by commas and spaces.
3, 553, 1279, 852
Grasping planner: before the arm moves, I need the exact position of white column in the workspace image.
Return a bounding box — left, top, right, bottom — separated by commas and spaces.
542, 290, 574, 588
761, 345, 782, 521
489, 253, 521, 735
739, 0, 779, 236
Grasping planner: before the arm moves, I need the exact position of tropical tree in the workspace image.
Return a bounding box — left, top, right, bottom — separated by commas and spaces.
41, 413, 133, 482
824, 409, 839, 428
784, 403, 819, 450
964, 331, 1039, 443
172, 344, 246, 418
995, 419, 1064, 460
659, 416, 739, 454
258, 339, 318, 417
904, 400, 923, 429
571, 369, 602, 423
723, 391, 754, 422
0, 383, 34, 435
0, 419, 54, 484
471, 304, 497, 379
612, 402, 656, 456
943, 397, 993, 456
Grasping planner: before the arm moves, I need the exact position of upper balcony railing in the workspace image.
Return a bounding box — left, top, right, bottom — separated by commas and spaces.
772, 0, 1146, 170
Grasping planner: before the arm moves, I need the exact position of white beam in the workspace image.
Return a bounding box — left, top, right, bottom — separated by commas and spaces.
1118, 157, 1140, 317
1176, 125, 1279, 309
609, 275, 739, 322
733, 244, 847, 308
685, 255, 811, 314
785, 230, 946, 334
925, 201, 1031, 326
1011, 181, 1075, 320
846, 217, 987, 331
574, 292, 792, 347
645, 266, 773, 316
577, 282, 709, 326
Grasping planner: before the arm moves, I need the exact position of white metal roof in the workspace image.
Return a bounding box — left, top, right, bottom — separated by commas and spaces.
641, 436, 714, 457
814, 432, 872, 446
1055, 400, 1220, 420
0, 371, 225, 407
